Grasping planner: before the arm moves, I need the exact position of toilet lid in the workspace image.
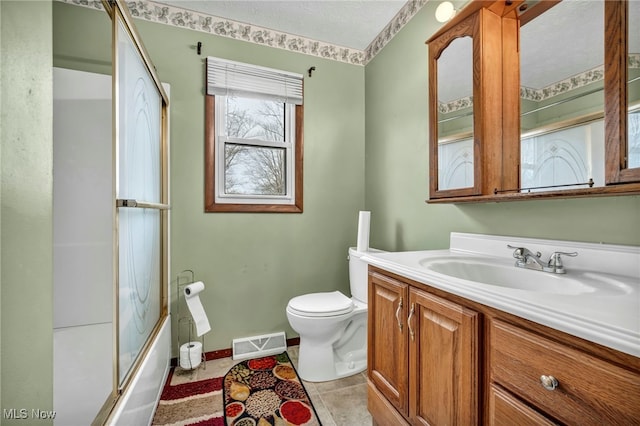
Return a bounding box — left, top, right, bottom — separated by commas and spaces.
287, 291, 354, 317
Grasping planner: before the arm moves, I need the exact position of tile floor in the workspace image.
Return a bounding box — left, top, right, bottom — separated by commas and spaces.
287, 346, 372, 426
172, 345, 372, 425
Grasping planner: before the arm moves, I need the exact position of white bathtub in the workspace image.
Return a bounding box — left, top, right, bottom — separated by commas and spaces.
107, 316, 171, 426
54, 323, 112, 426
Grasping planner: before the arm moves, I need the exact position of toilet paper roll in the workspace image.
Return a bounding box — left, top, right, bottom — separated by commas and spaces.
180, 341, 202, 369
356, 211, 370, 252
184, 281, 211, 337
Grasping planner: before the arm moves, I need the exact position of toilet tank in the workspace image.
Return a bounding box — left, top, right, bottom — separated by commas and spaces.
348, 247, 384, 303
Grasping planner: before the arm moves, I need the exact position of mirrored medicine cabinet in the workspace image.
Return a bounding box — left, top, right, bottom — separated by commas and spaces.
427, 0, 640, 202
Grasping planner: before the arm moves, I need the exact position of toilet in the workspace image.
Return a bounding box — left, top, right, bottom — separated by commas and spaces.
286, 247, 381, 382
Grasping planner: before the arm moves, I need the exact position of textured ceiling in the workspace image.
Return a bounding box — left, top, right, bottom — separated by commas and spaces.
154, 0, 410, 50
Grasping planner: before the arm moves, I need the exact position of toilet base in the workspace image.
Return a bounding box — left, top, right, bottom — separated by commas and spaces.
297, 339, 366, 382
286, 296, 368, 383
333, 348, 366, 379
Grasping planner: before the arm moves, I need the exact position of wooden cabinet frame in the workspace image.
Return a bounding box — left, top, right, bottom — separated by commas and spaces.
605, 0, 640, 185
428, 12, 483, 198
427, 0, 640, 203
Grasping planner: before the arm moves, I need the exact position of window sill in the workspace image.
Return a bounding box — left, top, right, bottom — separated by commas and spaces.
205, 202, 303, 213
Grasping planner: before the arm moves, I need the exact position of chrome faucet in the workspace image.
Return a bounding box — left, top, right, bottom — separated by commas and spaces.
507, 245, 578, 274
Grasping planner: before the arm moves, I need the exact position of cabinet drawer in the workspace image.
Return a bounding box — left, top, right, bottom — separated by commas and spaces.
490, 319, 640, 425
488, 384, 557, 426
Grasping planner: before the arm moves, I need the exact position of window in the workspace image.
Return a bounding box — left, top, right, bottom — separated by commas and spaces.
205, 57, 304, 212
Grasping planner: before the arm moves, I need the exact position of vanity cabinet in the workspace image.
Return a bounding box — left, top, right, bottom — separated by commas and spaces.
368, 271, 479, 425
367, 266, 640, 426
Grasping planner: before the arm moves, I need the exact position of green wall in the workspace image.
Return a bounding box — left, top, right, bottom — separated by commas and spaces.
364, 1, 640, 251
53, 2, 366, 354
1, 0, 54, 423
138, 13, 365, 355
52, 0, 640, 360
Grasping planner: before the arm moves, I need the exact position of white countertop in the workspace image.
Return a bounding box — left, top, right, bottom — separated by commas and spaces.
361, 232, 640, 357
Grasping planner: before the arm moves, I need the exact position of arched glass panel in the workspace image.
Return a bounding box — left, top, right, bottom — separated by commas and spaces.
437, 36, 474, 190
115, 12, 166, 386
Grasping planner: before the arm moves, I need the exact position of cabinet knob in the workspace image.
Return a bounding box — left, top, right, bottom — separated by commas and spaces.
540, 375, 559, 391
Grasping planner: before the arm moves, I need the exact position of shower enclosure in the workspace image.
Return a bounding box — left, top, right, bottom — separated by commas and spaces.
53, 67, 114, 426
53, 1, 170, 424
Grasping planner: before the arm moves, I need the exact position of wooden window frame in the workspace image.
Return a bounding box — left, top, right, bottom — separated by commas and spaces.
205, 94, 304, 213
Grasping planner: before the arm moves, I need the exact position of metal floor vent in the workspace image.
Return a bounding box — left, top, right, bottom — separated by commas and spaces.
232, 331, 287, 361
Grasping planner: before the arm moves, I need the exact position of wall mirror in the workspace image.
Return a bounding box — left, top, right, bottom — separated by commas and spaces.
628, 0, 640, 169
427, 0, 640, 202
519, 0, 605, 192
437, 35, 474, 191
429, 10, 486, 199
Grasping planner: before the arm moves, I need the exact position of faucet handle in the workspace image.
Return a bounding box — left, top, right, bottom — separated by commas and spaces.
507, 245, 541, 259
507, 244, 524, 258
547, 251, 578, 272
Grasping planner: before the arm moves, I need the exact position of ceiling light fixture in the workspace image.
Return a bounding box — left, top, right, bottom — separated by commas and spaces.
435, 1, 456, 23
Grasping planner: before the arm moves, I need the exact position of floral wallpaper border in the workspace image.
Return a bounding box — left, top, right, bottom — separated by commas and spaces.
439, 96, 473, 114
57, 0, 427, 66
521, 54, 639, 102
441, 54, 640, 113
520, 65, 605, 102
365, 0, 428, 61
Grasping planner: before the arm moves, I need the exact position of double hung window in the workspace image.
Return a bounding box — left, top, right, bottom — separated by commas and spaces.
205, 57, 304, 212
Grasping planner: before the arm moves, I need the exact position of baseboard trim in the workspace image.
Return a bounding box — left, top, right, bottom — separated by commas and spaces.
171, 337, 300, 366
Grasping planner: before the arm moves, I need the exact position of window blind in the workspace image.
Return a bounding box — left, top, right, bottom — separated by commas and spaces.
206, 56, 303, 105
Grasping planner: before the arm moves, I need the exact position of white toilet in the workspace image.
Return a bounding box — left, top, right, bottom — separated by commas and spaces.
286, 247, 380, 382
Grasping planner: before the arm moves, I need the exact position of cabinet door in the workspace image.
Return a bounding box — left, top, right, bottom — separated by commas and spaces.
368, 272, 409, 416
408, 288, 479, 426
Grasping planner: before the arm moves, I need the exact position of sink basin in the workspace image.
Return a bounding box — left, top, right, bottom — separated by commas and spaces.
419, 256, 634, 296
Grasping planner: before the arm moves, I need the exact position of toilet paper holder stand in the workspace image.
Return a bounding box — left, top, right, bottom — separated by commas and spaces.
177, 269, 206, 370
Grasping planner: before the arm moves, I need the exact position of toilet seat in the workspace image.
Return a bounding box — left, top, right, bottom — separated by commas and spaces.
287, 291, 354, 317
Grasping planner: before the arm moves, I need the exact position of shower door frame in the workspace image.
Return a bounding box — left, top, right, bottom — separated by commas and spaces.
94, 1, 169, 423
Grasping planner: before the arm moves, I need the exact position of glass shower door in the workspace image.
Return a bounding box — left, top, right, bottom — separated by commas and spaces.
113, 7, 169, 387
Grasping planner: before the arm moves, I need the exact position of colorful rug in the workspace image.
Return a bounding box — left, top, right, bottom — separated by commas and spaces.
223, 352, 321, 426
152, 368, 225, 426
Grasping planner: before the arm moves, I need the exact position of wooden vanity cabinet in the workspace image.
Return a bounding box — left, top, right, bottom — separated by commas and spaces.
367, 266, 640, 426
368, 270, 479, 425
